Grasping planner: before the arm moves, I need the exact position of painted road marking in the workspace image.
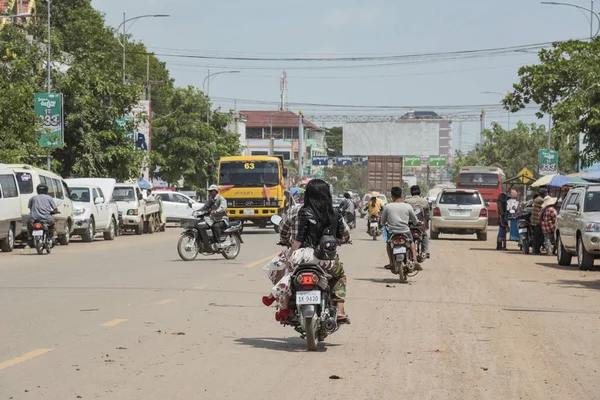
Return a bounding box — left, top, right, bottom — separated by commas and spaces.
194, 284, 207, 290
0, 348, 53, 370
244, 253, 279, 269
100, 319, 127, 327
157, 299, 175, 305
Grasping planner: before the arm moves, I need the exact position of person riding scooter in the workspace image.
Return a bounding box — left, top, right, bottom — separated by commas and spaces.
404, 185, 430, 259
27, 184, 60, 247
199, 185, 228, 248
364, 191, 384, 232
339, 192, 356, 228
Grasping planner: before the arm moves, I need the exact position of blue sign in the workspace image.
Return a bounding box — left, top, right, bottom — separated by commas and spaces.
336, 156, 353, 166
312, 156, 329, 166
362, 156, 368, 166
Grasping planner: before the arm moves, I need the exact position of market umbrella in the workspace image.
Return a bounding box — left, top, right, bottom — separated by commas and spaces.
581, 171, 600, 182
290, 187, 304, 195
531, 174, 586, 188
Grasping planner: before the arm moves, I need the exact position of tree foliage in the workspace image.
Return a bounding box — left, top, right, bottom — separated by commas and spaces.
323, 165, 368, 195
504, 39, 600, 167
325, 126, 343, 156
451, 122, 575, 182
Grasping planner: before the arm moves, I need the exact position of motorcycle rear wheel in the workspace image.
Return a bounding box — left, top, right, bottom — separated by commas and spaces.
396, 261, 407, 283
305, 317, 318, 351
522, 239, 530, 255
35, 239, 43, 255
177, 234, 199, 261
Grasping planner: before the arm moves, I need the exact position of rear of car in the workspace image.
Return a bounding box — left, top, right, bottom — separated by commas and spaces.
0, 165, 22, 252
431, 189, 488, 241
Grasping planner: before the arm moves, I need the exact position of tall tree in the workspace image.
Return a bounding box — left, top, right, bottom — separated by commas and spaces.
325, 126, 343, 156
324, 165, 368, 194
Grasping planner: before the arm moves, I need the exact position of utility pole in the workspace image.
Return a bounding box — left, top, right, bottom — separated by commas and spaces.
206, 69, 210, 124
47, 0, 52, 171
592, 0, 595, 40
480, 109, 486, 145
122, 12, 126, 84
298, 111, 304, 179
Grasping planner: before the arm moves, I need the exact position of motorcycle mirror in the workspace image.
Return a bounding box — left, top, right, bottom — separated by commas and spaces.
271, 215, 282, 226
188, 201, 193, 209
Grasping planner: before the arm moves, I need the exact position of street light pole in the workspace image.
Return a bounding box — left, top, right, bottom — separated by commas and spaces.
481, 91, 510, 130
202, 70, 241, 125
542, 1, 600, 40
268, 111, 286, 156
47, 0, 51, 93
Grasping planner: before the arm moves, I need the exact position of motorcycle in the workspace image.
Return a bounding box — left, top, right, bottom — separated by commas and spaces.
369, 215, 381, 240
518, 211, 533, 254
270, 215, 343, 351
31, 221, 54, 255
389, 232, 419, 283
410, 223, 426, 263
177, 210, 243, 261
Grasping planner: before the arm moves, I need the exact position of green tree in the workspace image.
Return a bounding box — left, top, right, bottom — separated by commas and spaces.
325, 126, 343, 156
504, 38, 600, 167
451, 122, 575, 182
323, 165, 368, 194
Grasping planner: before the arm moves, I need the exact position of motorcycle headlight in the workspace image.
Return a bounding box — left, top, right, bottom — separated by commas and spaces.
127, 209, 139, 216
586, 223, 600, 232
73, 208, 84, 216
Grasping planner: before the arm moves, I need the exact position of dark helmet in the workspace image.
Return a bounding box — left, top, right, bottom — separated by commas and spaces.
343, 192, 351, 199
36, 184, 49, 195
410, 185, 421, 196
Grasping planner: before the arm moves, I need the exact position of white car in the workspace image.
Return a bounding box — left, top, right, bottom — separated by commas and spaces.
431, 188, 488, 241
0, 164, 23, 252
153, 191, 204, 223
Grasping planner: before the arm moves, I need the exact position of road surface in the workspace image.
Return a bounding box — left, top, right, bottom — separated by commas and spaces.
1, 226, 600, 399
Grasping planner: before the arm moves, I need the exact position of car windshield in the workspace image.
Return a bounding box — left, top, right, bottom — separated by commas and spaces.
70, 187, 90, 202
219, 161, 279, 187
458, 173, 499, 188
440, 192, 482, 205
113, 187, 136, 201
585, 192, 600, 212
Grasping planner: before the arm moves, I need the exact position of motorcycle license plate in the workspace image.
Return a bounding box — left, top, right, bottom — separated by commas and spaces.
518, 228, 528, 233
393, 247, 407, 255
370, 223, 378, 228
296, 290, 321, 305
32, 230, 44, 237
243, 210, 254, 215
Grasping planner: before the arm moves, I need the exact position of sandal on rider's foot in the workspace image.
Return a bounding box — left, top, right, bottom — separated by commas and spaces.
384, 264, 392, 270
337, 315, 351, 325
414, 263, 423, 271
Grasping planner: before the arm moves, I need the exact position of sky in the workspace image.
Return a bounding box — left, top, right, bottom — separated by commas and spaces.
91, 0, 595, 151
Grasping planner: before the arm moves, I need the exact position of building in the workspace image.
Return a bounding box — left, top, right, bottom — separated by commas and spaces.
232, 110, 327, 167
0, 0, 34, 25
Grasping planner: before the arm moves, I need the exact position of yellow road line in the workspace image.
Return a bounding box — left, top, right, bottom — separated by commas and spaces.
0, 348, 53, 370
156, 299, 175, 305
100, 319, 127, 327
244, 253, 279, 269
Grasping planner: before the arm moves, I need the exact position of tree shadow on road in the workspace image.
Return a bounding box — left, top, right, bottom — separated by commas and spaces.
234, 337, 338, 353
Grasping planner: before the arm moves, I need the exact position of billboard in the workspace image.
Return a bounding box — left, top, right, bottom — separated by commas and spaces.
131, 101, 151, 152
34, 93, 64, 147
343, 122, 440, 156
538, 149, 558, 176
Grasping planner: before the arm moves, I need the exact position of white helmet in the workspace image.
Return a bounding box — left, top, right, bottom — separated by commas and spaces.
208, 184, 219, 192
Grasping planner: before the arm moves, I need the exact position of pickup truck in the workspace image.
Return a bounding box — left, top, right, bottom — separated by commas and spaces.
65, 178, 119, 242
113, 182, 163, 235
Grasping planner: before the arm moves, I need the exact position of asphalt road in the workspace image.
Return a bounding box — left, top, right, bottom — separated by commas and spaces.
2, 225, 600, 399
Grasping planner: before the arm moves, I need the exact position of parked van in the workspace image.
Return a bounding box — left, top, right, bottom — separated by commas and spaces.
0, 164, 22, 252
6, 165, 74, 245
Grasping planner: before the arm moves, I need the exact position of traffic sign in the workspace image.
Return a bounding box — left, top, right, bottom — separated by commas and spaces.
336, 156, 353, 166
361, 156, 368, 166
429, 156, 447, 167
312, 156, 329, 166
518, 167, 535, 183
403, 156, 421, 167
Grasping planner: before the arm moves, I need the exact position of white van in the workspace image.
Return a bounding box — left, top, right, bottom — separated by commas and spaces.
0, 164, 23, 252
6, 165, 74, 245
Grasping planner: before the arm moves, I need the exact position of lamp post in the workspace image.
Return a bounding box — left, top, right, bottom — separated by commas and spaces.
116, 13, 170, 84
481, 91, 511, 130
541, 1, 600, 40
202, 70, 240, 124
268, 111, 287, 156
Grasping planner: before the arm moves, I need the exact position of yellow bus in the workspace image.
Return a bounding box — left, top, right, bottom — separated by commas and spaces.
217, 156, 288, 231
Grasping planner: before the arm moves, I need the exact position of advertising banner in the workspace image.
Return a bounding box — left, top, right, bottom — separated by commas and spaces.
538, 149, 558, 176
34, 93, 64, 147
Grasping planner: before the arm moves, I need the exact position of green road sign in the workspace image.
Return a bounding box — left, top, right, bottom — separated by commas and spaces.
538, 149, 558, 177
34, 93, 63, 148
403, 156, 421, 167
429, 156, 447, 167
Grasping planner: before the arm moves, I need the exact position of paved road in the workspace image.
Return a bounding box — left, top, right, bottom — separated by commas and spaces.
2, 226, 600, 399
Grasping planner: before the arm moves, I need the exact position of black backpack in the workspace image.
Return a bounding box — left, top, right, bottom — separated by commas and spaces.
315, 210, 339, 261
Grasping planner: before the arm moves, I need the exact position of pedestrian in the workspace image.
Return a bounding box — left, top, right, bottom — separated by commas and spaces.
531, 188, 549, 255
497, 192, 508, 250
540, 197, 558, 256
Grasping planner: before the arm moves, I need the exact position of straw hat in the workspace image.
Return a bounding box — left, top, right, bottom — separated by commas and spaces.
370, 191, 380, 198
542, 197, 558, 209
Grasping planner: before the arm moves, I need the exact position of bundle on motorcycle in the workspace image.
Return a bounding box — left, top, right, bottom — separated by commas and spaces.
177, 211, 243, 261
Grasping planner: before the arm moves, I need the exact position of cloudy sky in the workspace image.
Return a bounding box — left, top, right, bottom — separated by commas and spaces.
91, 0, 594, 150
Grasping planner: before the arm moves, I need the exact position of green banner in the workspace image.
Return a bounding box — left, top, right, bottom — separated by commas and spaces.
539, 149, 558, 176
429, 156, 447, 167
34, 93, 64, 148
403, 156, 421, 167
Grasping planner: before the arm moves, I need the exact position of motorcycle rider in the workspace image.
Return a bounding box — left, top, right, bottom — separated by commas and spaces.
339, 192, 356, 227
364, 191, 384, 232
381, 186, 422, 271
404, 185, 430, 258
27, 184, 59, 246
199, 185, 228, 248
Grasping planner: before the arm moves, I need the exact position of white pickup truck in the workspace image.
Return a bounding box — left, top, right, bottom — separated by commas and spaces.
65, 178, 119, 242
113, 182, 163, 235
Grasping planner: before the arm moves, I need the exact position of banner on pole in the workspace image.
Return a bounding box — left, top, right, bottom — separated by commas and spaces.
34, 93, 64, 148
538, 149, 558, 176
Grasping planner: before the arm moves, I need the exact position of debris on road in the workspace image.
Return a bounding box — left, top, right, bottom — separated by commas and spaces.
329, 375, 342, 379
172, 332, 186, 335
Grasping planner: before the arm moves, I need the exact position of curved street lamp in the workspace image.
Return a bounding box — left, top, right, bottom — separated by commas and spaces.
541, 1, 600, 39
116, 13, 170, 84
481, 91, 511, 130
202, 70, 241, 124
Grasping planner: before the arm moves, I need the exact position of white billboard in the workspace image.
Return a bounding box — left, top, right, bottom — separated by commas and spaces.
343, 122, 440, 156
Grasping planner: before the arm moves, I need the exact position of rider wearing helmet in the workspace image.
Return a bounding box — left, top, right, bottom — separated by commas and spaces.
199, 184, 228, 248
27, 184, 59, 245
404, 185, 430, 258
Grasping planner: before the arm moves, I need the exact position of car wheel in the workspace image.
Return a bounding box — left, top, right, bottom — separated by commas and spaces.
477, 231, 487, 241
82, 219, 95, 242
0, 224, 15, 252
58, 221, 71, 246
431, 230, 439, 240
577, 236, 594, 270
103, 218, 116, 241
556, 234, 572, 266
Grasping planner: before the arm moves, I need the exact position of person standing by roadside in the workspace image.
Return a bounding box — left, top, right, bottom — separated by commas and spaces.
540, 197, 558, 256
531, 188, 549, 255
497, 192, 509, 250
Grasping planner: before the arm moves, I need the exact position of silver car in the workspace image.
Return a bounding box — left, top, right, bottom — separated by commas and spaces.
556, 184, 600, 270
431, 188, 488, 241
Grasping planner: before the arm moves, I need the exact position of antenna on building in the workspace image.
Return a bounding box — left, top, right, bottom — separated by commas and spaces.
280, 70, 288, 111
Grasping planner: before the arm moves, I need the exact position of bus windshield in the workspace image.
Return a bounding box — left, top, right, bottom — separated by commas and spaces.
219, 161, 280, 187
458, 173, 499, 188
